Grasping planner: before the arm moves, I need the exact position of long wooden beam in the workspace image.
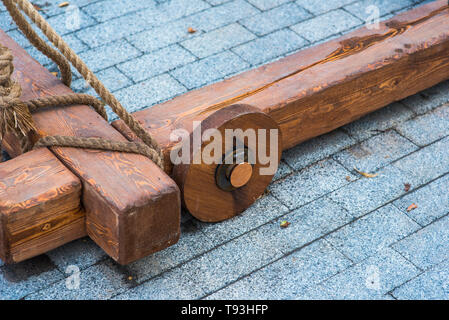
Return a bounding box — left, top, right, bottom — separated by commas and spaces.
0, 149, 84, 263
111, 0, 449, 221
113, 0, 449, 173
0, 30, 181, 265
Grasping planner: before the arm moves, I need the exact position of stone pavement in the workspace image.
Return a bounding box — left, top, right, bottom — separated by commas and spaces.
0, 0, 448, 300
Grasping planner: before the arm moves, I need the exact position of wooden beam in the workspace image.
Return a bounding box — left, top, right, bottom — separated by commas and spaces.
0, 149, 84, 263
0, 30, 181, 265
113, 0, 449, 172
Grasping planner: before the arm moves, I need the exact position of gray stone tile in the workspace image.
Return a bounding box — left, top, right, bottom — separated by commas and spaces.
46, 238, 107, 272
328, 165, 417, 218
290, 9, 362, 43
392, 136, 449, 186
71, 66, 133, 98
283, 129, 355, 171
127, 19, 205, 53
247, 0, 291, 11
344, 0, 413, 20
171, 51, 249, 89
183, 0, 260, 33
342, 102, 415, 142
392, 215, 449, 270
78, 39, 141, 73
125, 220, 215, 282
269, 158, 354, 209
395, 104, 449, 147
75, 0, 210, 47
184, 227, 284, 293
114, 265, 206, 300
393, 174, 449, 227
207, 239, 351, 299
25, 260, 132, 300
46, 8, 96, 35
333, 130, 418, 173
0, 255, 64, 300
83, 0, 154, 22
240, 3, 311, 36
0, 11, 16, 32
118, 45, 196, 82
267, 197, 354, 253
304, 247, 420, 299
34, 0, 103, 18
194, 194, 289, 246
401, 81, 449, 115
114, 73, 186, 113
181, 23, 256, 58
296, 0, 355, 15
273, 160, 293, 181
232, 28, 308, 66
392, 259, 449, 300
326, 204, 420, 263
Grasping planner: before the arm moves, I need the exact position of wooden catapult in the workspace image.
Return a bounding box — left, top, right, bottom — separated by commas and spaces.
1, 0, 449, 265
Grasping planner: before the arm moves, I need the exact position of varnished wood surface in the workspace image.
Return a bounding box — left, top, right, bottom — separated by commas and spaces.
0, 30, 181, 264
0, 149, 84, 263
113, 0, 449, 173
172, 104, 281, 222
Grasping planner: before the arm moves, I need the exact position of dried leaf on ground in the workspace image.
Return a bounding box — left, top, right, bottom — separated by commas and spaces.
59, 2, 69, 7
354, 167, 378, 178
404, 183, 411, 192
187, 27, 196, 34
280, 221, 291, 228
406, 203, 418, 212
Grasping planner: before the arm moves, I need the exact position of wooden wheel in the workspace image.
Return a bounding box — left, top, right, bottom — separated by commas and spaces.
173, 104, 281, 222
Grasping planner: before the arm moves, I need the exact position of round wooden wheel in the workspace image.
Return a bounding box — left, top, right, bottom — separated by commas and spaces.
173, 104, 282, 222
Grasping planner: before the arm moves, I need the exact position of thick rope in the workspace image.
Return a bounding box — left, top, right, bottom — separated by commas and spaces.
1, 0, 164, 169
4, 0, 164, 168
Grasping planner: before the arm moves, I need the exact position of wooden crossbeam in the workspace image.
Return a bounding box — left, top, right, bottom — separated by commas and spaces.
0, 30, 181, 265
0, 149, 84, 263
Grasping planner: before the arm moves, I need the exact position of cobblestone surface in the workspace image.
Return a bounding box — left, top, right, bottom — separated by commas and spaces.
1, 0, 447, 300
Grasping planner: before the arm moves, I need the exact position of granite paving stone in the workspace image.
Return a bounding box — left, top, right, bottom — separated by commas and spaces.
232, 28, 308, 66
395, 104, 449, 147
392, 174, 449, 227
269, 158, 354, 210
325, 204, 420, 263
240, 2, 312, 36
207, 239, 352, 299
392, 259, 449, 300
180, 23, 256, 59
301, 248, 420, 299
117, 44, 196, 82
194, 194, 289, 246
283, 129, 355, 171
344, 0, 414, 20
0, 255, 64, 300
333, 130, 418, 173
290, 9, 362, 43
392, 215, 449, 270
170, 51, 249, 89
342, 102, 415, 142
113, 73, 187, 114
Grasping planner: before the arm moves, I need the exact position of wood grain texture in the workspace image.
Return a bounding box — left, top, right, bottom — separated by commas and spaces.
113, 0, 449, 171
0, 148, 84, 263
0, 30, 181, 264
172, 104, 281, 222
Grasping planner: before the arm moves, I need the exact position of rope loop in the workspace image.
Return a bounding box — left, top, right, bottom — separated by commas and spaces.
0, 0, 165, 169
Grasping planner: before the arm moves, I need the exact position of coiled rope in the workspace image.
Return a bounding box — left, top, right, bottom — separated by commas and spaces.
0, 0, 164, 169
